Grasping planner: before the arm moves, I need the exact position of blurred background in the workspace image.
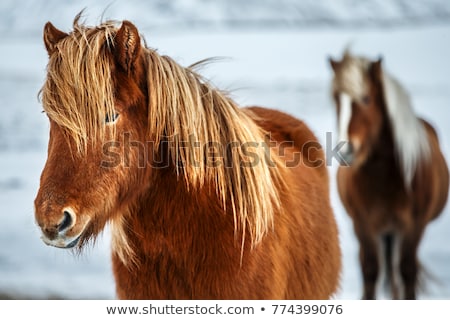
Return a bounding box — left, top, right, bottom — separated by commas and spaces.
0, 0, 449, 299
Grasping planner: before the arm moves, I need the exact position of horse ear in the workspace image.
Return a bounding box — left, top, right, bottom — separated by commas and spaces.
113, 20, 141, 73
370, 57, 383, 82
43, 22, 68, 56
328, 57, 340, 72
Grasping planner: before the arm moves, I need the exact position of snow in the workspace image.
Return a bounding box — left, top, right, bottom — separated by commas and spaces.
0, 1, 449, 299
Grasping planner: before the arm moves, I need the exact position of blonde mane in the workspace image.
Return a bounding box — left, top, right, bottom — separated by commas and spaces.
41, 17, 118, 152
332, 51, 430, 188
41, 18, 285, 247
331, 52, 371, 104
144, 40, 287, 247
381, 70, 430, 187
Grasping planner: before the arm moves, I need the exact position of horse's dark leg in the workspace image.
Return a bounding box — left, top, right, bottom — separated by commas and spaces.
356, 230, 379, 299
399, 231, 422, 300
382, 233, 399, 299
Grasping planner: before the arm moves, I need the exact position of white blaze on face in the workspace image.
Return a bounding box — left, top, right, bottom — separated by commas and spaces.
338, 92, 352, 145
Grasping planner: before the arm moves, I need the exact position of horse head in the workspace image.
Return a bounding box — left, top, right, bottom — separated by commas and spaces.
329, 51, 386, 167
35, 18, 149, 250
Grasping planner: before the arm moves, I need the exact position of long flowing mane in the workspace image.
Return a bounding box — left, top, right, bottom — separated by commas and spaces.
332, 52, 430, 188
144, 44, 287, 246
40, 17, 286, 247
381, 71, 430, 187
41, 17, 117, 152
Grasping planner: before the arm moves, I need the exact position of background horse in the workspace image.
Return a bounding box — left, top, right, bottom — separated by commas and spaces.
34, 16, 341, 299
329, 51, 449, 299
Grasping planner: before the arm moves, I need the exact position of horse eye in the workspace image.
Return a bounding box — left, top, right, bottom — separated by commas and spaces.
105, 113, 119, 124
362, 95, 370, 105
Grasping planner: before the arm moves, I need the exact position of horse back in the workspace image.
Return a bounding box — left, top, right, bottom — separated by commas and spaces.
244, 106, 328, 182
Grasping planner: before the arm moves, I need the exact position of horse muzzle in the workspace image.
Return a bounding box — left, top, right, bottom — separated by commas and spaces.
35, 207, 84, 249
41, 233, 82, 249
338, 141, 355, 166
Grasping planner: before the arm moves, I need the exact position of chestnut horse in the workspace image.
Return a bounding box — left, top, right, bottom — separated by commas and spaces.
329, 51, 449, 299
34, 16, 341, 299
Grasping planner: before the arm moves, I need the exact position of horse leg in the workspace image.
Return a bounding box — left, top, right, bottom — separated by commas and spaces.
399, 231, 422, 300
381, 232, 402, 299
356, 230, 379, 299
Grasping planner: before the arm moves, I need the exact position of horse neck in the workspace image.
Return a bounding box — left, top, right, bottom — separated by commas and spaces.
363, 113, 398, 170
123, 168, 237, 261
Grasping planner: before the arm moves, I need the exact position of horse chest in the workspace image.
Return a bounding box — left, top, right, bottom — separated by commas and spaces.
339, 165, 408, 223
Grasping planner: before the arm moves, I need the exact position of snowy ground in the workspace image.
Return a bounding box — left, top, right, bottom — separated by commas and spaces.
0, 2, 449, 300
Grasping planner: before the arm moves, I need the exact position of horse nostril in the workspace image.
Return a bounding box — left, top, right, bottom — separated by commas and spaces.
58, 210, 73, 233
